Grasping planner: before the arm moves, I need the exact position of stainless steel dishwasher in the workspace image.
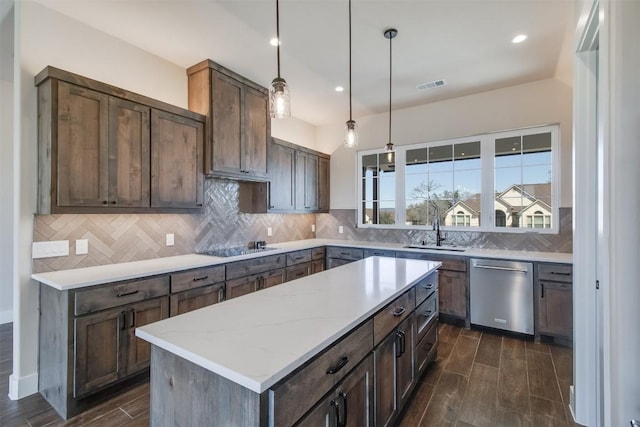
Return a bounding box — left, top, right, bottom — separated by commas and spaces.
470, 258, 534, 335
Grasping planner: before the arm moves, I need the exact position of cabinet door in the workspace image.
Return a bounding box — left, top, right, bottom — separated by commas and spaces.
327, 258, 353, 270
538, 280, 572, 337
170, 283, 225, 316
109, 97, 150, 207
396, 315, 415, 407
126, 297, 169, 375
262, 268, 286, 289
244, 86, 269, 177
268, 142, 295, 210
226, 275, 259, 299
336, 353, 374, 427
286, 263, 311, 281
375, 328, 397, 427
295, 151, 319, 210
311, 259, 325, 274
74, 306, 125, 397
57, 81, 109, 207
150, 109, 204, 208
318, 156, 330, 211
210, 71, 243, 175
297, 392, 336, 427
439, 269, 467, 318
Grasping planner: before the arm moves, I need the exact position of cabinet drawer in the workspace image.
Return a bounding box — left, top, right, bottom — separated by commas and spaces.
169, 283, 225, 316
374, 288, 415, 346
226, 254, 286, 280
311, 247, 325, 260
74, 276, 169, 315
415, 291, 438, 343
286, 263, 311, 281
286, 250, 312, 266
416, 321, 438, 375
326, 246, 364, 261
170, 265, 225, 293
269, 319, 373, 427
415, 271, 439, 306
363, 248, 396, 258
538, 263, 573, 283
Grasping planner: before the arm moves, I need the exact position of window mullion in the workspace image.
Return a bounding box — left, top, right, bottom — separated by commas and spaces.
395, 148, 406, 226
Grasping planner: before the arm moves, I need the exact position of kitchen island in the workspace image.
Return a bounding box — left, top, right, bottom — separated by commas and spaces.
136, 256, 441, 426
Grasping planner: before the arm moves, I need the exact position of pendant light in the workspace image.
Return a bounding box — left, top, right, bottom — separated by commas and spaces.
384, 28, 397, 161
344, 0, 358, 148
269, 0, 291, 118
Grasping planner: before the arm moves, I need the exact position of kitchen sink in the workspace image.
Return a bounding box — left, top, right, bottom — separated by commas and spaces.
403, 244, 466, 252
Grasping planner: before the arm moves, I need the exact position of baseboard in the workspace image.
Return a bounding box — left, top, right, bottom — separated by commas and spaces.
8, 372, 39, 400
0, 309, 13, 324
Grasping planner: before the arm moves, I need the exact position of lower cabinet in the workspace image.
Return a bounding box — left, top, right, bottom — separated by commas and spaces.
169, 283, 224, 316
438, 269, 467, 318
298, 354, 374, 427
375, 314, 415, 427
536, 263, 573, 341
326, 246, 364, 270
226, 268, 285, 299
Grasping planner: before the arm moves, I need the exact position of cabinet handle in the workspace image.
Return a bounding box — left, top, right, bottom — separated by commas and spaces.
269, 205, 275, 209
541, 283, 544, 299
392, 306, 406, 317
110, 201, 117, 205
396, 331, 403, 358
295, 271, 305, 277
129, 308, 135, 328
218, 287, 225, 302
340, 252, 350, 256
339, 392, 348, 427
116, 290, 139, 298
425, 310, 433, 316
423, 284, 435, 290
120, 311, 127, 330
102, 200, 108, 205
193, 275, 209, 282
326, 356, 349, 375
331, 398, 345, 427
550, 271, 571, 276
294, 256, 305, 260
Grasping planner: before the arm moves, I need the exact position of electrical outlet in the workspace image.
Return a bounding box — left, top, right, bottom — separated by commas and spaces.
267, 227, 273, 237
311, 224, 316, 233
32, 240, 69, 259
338, 226, 344, 234
75, 239, 89, 255
166, 233, 175, 246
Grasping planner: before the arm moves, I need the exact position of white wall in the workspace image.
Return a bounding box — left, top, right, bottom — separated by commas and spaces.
318, 77, 573, 209
271, 116, 320, 152
0, 1, 14, 325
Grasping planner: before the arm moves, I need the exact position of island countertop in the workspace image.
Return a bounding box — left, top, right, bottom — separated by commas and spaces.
135, 256, 440, 394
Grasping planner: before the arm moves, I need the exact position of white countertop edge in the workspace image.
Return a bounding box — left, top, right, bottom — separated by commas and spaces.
32, 238, 571, 290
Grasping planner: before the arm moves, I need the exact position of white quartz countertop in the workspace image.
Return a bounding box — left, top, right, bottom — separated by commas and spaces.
135, 256, 441, 393
31, 238, 572, 290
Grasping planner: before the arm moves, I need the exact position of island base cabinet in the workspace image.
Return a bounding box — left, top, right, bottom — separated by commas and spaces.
297, 354, 374, 427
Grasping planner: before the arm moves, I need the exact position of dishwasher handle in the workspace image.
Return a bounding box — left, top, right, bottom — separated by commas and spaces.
473, 264, 529, 273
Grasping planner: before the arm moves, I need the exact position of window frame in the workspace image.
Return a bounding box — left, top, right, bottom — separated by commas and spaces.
356, 124, 560, 234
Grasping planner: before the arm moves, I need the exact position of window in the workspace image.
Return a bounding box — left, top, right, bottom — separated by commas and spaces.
357, 124, 559, 233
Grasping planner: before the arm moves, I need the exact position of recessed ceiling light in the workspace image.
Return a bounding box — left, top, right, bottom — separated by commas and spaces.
512, 34, 528, 44
270, 37, 279, 46
335, 86, 344, 92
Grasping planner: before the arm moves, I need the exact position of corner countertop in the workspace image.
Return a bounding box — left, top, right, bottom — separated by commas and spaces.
31, 238, 572, 291
136, 256, 441, 393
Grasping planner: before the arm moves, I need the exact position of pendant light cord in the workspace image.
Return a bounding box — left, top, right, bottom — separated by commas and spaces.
388, 31, 392, 145
348, 0, 353, 121
276, 0, 281, 78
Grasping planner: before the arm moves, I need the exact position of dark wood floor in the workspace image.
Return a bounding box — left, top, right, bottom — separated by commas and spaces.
1, 322, 579, 427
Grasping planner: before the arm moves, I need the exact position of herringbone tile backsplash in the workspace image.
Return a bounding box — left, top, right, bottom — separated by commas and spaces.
33, 179, 315, 273
33, 179, 572, 273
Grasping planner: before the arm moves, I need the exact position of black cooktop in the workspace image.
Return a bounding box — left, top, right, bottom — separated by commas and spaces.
198, 247, 274, 257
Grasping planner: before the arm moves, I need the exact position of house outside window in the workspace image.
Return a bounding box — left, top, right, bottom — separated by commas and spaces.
357, 124, 559, 233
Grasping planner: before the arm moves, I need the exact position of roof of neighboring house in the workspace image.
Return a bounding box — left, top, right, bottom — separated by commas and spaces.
444, 183, 550, 216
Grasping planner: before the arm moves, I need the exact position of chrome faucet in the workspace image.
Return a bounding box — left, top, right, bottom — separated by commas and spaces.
431, 203, 446, 246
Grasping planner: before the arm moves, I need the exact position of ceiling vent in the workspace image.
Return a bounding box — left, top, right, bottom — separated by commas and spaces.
416, 79, 446, 91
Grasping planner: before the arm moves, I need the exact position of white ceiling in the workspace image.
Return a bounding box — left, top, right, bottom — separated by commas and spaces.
32, 0, 575, 127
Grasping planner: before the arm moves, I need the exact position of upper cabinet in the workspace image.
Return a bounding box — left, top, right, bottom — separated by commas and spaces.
268, 138, 330, 213
35, 66, 205, 214
187, 60, 270, 181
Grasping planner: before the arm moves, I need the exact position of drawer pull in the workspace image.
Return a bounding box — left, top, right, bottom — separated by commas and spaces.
550, 271, 571, 276
425, 310, 433, 316
541, 284, 544, 299
295, 272, 305, 277
326, 356, 349, 375
392, 306, 406, 317
129, 308, 135, 328
193, 275, 209, 282
294, 256, 305, 260
423, 284, 435, 290
116, 290, 139, 298
340, 252, 350, 256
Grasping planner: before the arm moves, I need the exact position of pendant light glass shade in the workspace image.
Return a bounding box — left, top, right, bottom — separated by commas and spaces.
270, 0, 290, 119
270, 77, 290, 119
343, 0, 358, 148
344, 119, 358, 148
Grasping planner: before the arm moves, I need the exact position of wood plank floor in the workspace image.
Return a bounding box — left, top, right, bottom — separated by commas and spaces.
1, 322, 580, 427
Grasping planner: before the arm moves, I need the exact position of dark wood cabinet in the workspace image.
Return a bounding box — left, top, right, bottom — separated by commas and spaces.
226, 268, 285, 299
268, 138, 330, 213
74, 296, 168, 398
295, 151, 319, 211
326, 246, 364, 270
150, 110, 204, 209
375, 314, 415, 427
311, 259, 325, 274
536, 263, 573, 341
36, 66, 205, 214
187, 59, 269, 181
169, 283, 225, 317
268, 141, 295, 210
